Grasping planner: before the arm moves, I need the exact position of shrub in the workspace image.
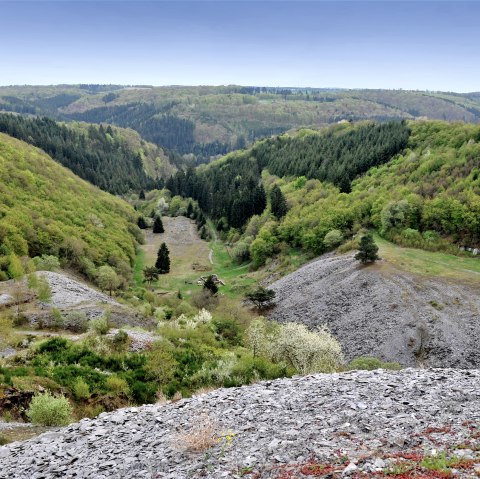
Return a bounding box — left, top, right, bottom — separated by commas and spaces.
63, 311, 88, 333
232, 241, 251, 264
191, 290, 218, 309
355, 233, 379, 264
347, 356, 402, 371
212, 318, 242, 345
88, 317, 110, 335
106, 375, 130, 395
33, 255, 60, 271
72, 377, 91, 399
245, 287, 276, 309
173, 414, 218, 452
323, 229, 344, 249
273, 322, 343, 374
26, 392, 73, 426
110, 329, 130, 352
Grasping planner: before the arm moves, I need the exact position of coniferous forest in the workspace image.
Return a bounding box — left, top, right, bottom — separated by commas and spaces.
0, 113, 158, 194
167, 121, 410, 228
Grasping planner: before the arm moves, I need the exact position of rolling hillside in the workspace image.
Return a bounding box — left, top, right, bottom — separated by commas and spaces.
0, 133, 141, 282
0, 114, 177, 194
0, 85, 479, 162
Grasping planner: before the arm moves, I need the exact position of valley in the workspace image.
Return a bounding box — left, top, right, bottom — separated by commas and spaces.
1, 89, 480, 478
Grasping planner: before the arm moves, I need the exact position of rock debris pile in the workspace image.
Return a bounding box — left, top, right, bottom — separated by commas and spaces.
1, 368, 480, 478
269, 254, 480, 368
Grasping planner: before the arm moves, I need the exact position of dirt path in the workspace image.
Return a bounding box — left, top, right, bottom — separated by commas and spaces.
142, 216, 211, 282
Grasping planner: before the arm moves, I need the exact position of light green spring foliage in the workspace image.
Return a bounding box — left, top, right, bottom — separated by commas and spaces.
248, 121, 480, 264
37, 276, 52, 303
26, 392, 73, 426
72, 377, 91, 400
34, 255, 60, 271
0, 133, 140, 280
88, 316, 110, 335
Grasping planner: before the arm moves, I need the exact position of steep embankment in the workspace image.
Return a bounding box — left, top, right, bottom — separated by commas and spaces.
1, 369, 479, 478
269, 253, 480, 368
0, 133, 140, 279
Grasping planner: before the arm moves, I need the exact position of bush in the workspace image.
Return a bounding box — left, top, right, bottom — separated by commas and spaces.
33, 255, 60, 271
106, 375, 130, 395
347, 356, 402, 371
273, 323, 344, 374
26, 392, 73, 426
72, 377, 91, 399
323, 229, 344, 249
232, 241, 251, 264
63, 311, 88, 333
88, 316, 110, 335
212, 318, 242, 345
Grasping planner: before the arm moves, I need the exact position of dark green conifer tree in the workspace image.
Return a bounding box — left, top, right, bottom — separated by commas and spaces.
137, 216, 148, 229
153, 216, 165, 234
270, 184, 288, 219
355, 233, 380, 264
155, 242, 170, 273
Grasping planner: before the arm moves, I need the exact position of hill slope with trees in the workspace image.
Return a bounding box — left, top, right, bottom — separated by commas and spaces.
0, 133, 141, 283
0, 85, 479, 162
0, 114, 178, 194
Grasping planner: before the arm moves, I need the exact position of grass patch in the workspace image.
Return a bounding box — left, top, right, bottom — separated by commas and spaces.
374, 234, 480, 284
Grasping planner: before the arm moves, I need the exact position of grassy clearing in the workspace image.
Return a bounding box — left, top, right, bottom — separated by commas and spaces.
374, 234, 480, 285
139, 216, 256, 300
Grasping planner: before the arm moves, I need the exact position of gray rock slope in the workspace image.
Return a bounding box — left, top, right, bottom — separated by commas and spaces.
1, 369, 480, 478
268, 254, 480, 368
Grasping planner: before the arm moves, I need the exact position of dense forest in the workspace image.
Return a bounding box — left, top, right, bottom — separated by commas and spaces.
0, 133, 140, 284
1, 85, 479, 163
253, 121, 410, 192
167, 121, 410, 228
239, 121, 480, 266
0, 114, 159, 194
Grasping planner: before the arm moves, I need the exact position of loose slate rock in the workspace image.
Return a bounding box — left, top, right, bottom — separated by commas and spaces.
1, 369, 480, 478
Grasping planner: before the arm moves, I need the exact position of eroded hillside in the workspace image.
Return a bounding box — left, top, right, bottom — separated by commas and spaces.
269, 253, 480, 368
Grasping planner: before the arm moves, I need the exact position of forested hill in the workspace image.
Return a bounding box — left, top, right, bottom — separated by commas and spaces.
0, 114, 177, 194
0, 133, 141, 284
0, 84, 479, 162
167, 121, 410, 227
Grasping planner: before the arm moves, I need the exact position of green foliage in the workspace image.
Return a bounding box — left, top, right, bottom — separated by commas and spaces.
270, 184, 288, 219
0, 113, 158, 194
36, 276, 52, 303
155, 242, 170, 273
143, 266, 159, 284
0, 133, 140, 282
63, 312, 88, 333
96, 265, 121, 295
26, 392, 73, 426
245, 287, 276, 309
347, 356, 402, 371
33, 255, 60, 271
355, 233, 380, 264
203, 275, 218, 295
72, 377, 91, 400
323, 229, 344, 249
88, 316, 110, 335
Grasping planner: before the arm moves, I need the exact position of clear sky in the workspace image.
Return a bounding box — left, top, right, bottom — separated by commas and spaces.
1, 1, 479, 92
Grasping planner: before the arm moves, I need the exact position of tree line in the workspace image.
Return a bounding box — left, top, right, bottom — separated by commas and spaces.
0, 113, 158, 194
167, 121, 409, 229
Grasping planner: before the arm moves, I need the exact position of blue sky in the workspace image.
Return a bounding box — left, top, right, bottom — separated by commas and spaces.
1, 1, 479, 92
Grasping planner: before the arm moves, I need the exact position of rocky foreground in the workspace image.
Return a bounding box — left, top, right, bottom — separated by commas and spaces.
1, 369, 480, 478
